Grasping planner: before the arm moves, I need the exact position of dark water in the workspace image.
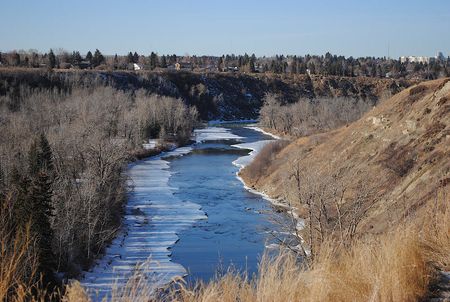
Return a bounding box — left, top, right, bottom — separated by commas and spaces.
168, 127, 282, 283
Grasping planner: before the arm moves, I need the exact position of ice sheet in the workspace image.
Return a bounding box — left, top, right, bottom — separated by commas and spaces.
194, 127, 244, 143
81, 146, 206, 301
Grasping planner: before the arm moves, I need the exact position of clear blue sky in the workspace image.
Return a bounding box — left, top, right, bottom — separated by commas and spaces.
1, 0, 449, 58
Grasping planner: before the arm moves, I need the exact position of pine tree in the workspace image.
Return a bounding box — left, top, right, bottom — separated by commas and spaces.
217, 57, 224, 71
160, 55, 167, 68
85, 51, 93, 64
149, 52, 158, 70
10, 167, 32, 230
39, 133, 53, 173
127, 52, 134, 64
133, 52, 139, 63
13, 53, 21, 66
28, 170, 56, 284
92, 49, 105, 67
71, 51, 82, 65
24, 137, 56, 285
48, 49, 56, 69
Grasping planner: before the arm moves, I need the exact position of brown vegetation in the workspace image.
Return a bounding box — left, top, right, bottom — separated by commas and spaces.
259, 93, 373, 137
0, 83, 198, 287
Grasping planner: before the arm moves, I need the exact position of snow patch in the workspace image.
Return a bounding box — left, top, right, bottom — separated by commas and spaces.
232, 140, 274, 168
245, 126, 281, 139
143, 139, 159, 150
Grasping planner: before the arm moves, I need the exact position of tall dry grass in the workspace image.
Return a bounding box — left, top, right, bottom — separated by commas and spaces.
158, 228, 431, 302
0, 223, 48, 302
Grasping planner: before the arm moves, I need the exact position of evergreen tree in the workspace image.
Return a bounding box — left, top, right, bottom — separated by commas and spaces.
48, 49, 56, 69
92, 49, 105, 67
113, 54, 119, 69
85, 51, 93, 64
127, 52, 134, 64
28, 134, 53, 176
217, 57, 224, 71
39, 133, 53, 173
24, 137, 56, 284
10, 167, 32, 230
28, 170, 56, 284
149, 52, 158, 70
291, 57, 298, 74
71, 51, 82, 65
160, 55, 167, 68
133, 52, 139, 63
13, 52, 21, 66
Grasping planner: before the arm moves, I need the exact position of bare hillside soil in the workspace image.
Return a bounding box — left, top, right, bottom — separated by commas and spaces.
242, 78, 450, 235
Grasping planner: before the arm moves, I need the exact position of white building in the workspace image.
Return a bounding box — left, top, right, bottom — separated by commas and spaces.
133, 63, 142, 71
400, 56, 434, 64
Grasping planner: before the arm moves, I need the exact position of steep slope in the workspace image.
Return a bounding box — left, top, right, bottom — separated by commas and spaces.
243, 78, 450, 233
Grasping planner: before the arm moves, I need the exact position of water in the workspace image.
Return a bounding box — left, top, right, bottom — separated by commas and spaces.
171, 126, 282, 282
81, 125, 283, 299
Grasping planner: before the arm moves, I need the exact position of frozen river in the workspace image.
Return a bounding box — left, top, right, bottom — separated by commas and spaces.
81, 125, 283, 300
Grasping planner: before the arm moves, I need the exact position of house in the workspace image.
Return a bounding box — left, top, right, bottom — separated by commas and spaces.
226, 66, 239, 72
76, 61, 91, 69
175, 62, 192, 71
400, 56, 435, 64
133, 63, 142, 71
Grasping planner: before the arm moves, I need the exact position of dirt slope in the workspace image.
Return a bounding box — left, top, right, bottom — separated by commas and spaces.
244, 78, 450, 233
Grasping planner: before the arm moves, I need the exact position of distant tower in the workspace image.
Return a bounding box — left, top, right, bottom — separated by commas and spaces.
387, 42, 390, 60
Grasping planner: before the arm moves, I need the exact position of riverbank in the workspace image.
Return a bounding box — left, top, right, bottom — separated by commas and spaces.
232, 126, 307, 256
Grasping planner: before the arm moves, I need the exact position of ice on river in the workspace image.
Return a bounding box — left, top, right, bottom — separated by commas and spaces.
232, 140, 275, 168
80, 146, 206, 301
194, 127, 243, 143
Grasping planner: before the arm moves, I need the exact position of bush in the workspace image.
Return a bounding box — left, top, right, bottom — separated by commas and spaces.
240, 140, 289, 184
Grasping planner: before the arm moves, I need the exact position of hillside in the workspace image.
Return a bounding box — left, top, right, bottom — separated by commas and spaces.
242, 78, 450, 234
0, 69, 411, 120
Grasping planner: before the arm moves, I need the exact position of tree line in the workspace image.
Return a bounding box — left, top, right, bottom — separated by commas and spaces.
1, 49, 448, 80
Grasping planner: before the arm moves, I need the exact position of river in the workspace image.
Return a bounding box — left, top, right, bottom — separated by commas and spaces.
81, 125, 283, 300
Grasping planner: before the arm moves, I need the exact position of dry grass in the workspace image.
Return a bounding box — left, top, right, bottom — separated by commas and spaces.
159, 227, 432, 302
2, 192, 447, 302
59, 191, 448, 302
0, 223, 45, 302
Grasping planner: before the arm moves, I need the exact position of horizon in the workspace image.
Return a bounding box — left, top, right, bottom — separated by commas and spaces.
1, 0, 449, 58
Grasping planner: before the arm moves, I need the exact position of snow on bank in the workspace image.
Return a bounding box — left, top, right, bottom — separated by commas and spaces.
245, 126, 281, 139
81, 146, 206, 301
194, 127, 244, 143
143, 139, 159, 150
232, 140, 274, 168
232, 127, 305, 252
231, 128, 279, 205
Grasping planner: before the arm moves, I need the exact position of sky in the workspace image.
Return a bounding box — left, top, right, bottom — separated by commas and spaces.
1, 0, 449, 58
